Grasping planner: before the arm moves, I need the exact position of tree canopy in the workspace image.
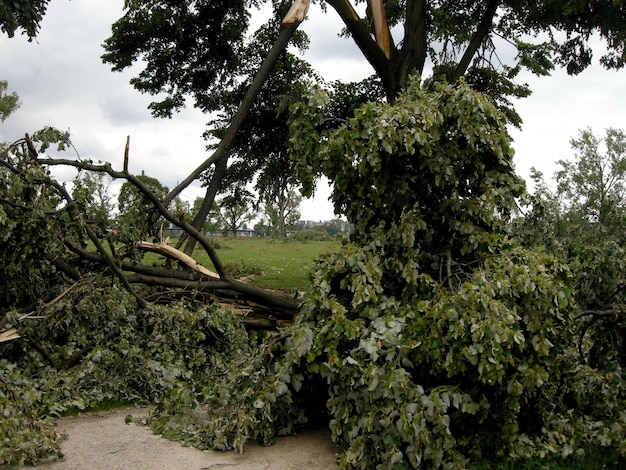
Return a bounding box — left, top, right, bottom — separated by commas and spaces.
556, 127, 626, 229
99, 0, 626, 241
0, 0, 49, 39
103, 0, 626, 112
0, 80, 20, 121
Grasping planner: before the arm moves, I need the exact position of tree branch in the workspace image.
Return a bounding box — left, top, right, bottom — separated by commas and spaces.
368, 0, 392, 59
65, 240, 300, 318
45, 177, 148, 309
40, 158, 227, 278
164, 7, 307, 205
399, 0, 428, 88
450, 0, 500, 83
126, 274, 299, 317
0, 154, 147, 308
326, 0, 396, 100
182, 156, 227, 256
65, 240, 199, 282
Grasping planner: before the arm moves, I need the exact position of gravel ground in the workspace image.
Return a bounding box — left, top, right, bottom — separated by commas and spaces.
12, 407, 340, 470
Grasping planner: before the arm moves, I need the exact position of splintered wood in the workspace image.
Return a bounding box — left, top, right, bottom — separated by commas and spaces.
137, 238, 220, 279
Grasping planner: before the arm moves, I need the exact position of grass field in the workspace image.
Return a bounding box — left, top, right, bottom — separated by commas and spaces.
189, 237, 341, 290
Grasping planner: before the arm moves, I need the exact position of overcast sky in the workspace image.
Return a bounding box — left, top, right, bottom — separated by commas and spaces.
1, 0, 625, 221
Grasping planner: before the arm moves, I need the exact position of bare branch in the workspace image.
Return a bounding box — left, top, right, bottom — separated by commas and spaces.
450, 0, 500, 83
39, 157, 227, 278
123, 135, 130, 173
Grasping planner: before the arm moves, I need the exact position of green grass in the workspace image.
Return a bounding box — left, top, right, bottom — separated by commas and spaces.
192, 237, 340, 290
100, 236, 339, 290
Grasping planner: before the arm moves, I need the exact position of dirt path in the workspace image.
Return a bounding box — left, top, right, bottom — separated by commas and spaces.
14, 407, 340, 470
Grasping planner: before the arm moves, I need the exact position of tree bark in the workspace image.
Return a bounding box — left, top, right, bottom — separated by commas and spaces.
182, 157, 227, 255
398, 0, 428, 90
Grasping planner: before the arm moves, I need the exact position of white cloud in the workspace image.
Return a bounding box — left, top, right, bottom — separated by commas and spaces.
509, 63, 626, 188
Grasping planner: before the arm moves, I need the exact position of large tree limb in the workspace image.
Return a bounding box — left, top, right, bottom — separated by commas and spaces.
65, 240, 200, 282
181, 156, 227, 256
368, 0, 392, 59
326, 0, 398, 100
164, 2, 309, 206
137, 239, 220, 279
126, 274, 299, 317
399, 0, 428, 89
64, 237, 300, 318
450, 0, 500, 83
39, 157, 227, 278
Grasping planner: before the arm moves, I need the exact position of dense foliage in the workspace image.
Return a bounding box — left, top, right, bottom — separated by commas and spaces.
276, 79, 625, 467
103, 0, 626, 108
0, 0, 49, 39
0, 128, 69, 309
121, 82, 626, 467
109, 80, 619, 469
0, 277, 253, 465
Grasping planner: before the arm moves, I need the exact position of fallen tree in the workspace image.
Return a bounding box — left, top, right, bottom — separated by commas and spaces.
0, 134, 300, 319
0, 0, 311, 322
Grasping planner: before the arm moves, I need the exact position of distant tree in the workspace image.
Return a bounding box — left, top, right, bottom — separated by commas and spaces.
510, 168, 564, 250
556, 128, 626, 231
71, 171, 114, 238
173, 196, 190, 220
216, 186, 255, 236
189, 197, 220, 233
117, 174, 169, 240
262, 183, 301, 238
516, 130, 626, 405
253, 219, 272, 237
319, 218, 351, 236
0, 0, 50, 39
0, 80, 20, 121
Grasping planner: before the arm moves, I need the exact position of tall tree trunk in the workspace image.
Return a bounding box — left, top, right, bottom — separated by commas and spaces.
164, 5, 308, 207
167, 0, 309, 255
182, 157, 227, 255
